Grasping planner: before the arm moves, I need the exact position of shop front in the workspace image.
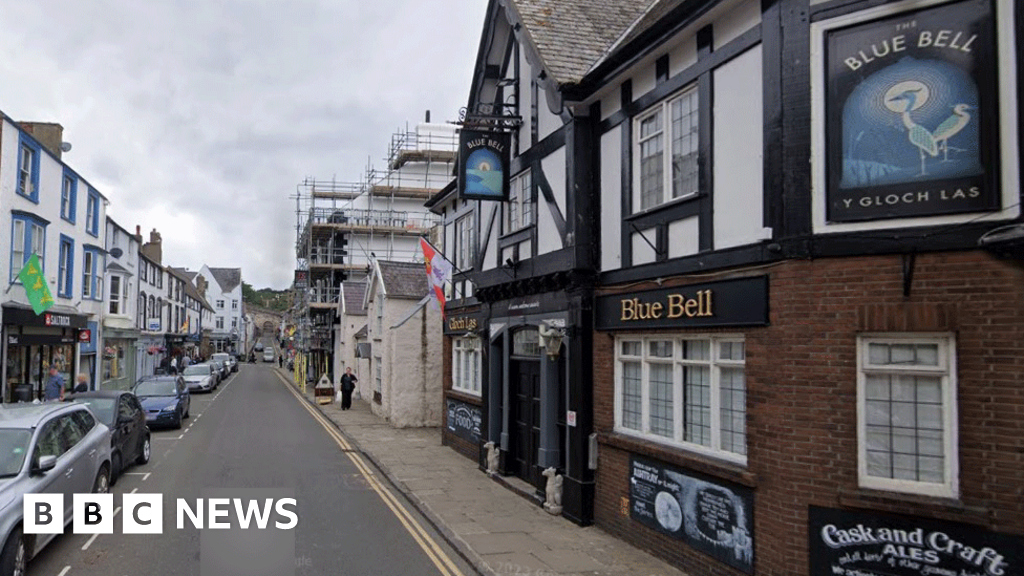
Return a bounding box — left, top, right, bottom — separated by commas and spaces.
442, 307, 486, 462
102, 317, 139, 391
2, 304, 88, 403
79, 321, 99, 388
481, 287, 594, 526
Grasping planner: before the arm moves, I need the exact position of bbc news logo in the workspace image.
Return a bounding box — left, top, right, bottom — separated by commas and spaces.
23, 494, 299, 534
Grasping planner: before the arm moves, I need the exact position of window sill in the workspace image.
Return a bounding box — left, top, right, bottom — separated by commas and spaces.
16, 192, 39, 204
498, 226, 534, 247
625, 193, 701, 222
837, 486, 990, 526
599, 431, 757, 488
446, 389, 482, 404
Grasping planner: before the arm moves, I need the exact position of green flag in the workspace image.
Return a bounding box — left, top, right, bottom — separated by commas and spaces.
17, 254, 55, 315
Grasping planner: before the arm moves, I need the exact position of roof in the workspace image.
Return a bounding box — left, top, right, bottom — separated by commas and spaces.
378, 261, 429, 299
167, 267, 214, 311
208, 267, 242, 293
507, 0, 664, 86
171, 267, 198, 282
0, 402, 78, 428
354, 324, 369, 339
342, 282, 368, 315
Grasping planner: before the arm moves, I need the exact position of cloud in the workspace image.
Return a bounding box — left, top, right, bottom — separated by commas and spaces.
0, 0, 487, 288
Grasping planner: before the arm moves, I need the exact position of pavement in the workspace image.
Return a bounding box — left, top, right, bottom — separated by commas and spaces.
281, 368, 690, 576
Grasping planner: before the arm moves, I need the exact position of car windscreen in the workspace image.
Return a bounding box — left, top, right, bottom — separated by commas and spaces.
183, 366, 208, 376
212, 355, 229, 362
0, 429, 32, 477
77, 398, 116, 425
135, 380, 178, 397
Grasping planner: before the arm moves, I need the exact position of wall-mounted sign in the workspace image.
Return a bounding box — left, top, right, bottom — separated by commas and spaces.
78, 330, 92, 343
79, 321, 98, 354
44, 313, 71, 327
294, 270, 308, 289
2, 305, 87, 329
809, 506, 1022, 576
445, 398, 482, 445
596, 276, 768, 330
147, 318, 162, 332
458, 129, 510, 201
825, 0, 1000, 222
630, 456, 754, 573
444, 312, 482, 335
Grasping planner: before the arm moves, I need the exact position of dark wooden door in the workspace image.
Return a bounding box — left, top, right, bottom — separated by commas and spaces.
511, 359, 541, 487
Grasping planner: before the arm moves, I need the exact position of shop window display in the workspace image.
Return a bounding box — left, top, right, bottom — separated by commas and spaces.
5, 343, 75, 402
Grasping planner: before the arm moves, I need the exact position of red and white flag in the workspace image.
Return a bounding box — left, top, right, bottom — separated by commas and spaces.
420, 237, 453, 319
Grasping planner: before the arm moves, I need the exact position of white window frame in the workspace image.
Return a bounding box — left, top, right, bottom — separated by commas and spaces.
452, 336, 482, 396
19, 144, 33, 195
61, 176, 74, 221
109, 275, 122, 315
633, 85, 700, 212
455, 213, 475, 271
614, 334, 747, 465
856, 334, 958, 499
217, 300, 224, 309
504, 169, 533, 233
82, 251, 94, 298
216, 317, 224, 330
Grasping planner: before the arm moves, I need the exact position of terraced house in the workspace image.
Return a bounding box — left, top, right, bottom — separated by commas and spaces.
432, 0, 1022, 574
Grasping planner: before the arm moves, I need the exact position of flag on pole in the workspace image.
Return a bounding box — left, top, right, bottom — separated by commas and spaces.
17, 254, 55, 315
420, 237, 453, 319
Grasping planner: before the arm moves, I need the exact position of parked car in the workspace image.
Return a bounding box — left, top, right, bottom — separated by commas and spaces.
65, 391, 151, 483
263, 348, 276, 362
211, 353, 236, 374
254, 342, 264, 352
0, 402, 113, 576
182, 363, 217, 393
210, 359, 228, 380
133, 376, 190, 429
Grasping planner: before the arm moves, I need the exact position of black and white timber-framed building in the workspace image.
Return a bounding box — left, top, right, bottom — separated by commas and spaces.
430, 0, 1023, 574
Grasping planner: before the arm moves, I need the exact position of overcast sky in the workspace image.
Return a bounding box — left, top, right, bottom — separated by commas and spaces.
0, 1, 488, 290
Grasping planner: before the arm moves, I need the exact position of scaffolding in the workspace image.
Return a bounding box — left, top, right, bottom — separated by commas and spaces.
291, 121, 457, 373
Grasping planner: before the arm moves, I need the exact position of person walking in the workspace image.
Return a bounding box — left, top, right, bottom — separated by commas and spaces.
278, 354, 283, 368
182, 354, 192, 369
44, 366, 65, 402
73, 373, 90, 393
339, 367, 357, 410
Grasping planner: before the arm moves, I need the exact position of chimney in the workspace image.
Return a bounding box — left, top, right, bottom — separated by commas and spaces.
18, 122, 66, 159
196, 275, 208, 297
425, 110, 431, 123
140, 228, 163, 263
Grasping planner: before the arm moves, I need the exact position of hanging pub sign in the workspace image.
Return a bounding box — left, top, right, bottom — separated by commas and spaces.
809, 506, 1022, 576
629, 456, 754, 573
824, 0, 1000, 222
458, 129, 510, 201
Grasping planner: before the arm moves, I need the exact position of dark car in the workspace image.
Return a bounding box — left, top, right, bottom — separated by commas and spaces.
66, 390, 151, 483
133, 376, 191, 429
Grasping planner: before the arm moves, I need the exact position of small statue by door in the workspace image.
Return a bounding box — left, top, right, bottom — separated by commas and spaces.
484, 441, 499, 475
542, 467, 563, 515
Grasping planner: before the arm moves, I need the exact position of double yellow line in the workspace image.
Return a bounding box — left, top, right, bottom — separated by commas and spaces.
277, 373, 466, 576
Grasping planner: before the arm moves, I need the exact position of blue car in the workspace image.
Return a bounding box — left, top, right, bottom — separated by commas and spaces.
133, 376, 191, 429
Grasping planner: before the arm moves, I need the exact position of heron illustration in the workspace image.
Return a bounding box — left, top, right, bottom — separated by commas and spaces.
931, 104, 973, 162
887, 89, 937, 177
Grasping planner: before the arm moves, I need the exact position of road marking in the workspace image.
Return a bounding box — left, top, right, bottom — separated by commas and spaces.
122, 472, 151, 481
57, 566, 71, 576
276, 373, 465, 576
131, 488, 139, 493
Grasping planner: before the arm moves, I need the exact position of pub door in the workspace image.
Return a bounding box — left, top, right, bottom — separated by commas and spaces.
510, 359, 541, 487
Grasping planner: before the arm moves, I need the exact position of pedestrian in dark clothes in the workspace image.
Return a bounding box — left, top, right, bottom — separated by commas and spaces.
339, 368, 357, 410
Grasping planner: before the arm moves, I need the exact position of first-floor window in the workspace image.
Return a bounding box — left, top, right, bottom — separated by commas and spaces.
452, 337, 481, 396
216, 317, 224, 330
615, 335, 746, 463
109, 275, 121, 314
58, 237, 74, 297
858, 335, 957, 498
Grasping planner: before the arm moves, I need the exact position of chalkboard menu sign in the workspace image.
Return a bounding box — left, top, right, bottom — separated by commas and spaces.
446, 398, 482, 445
809, 506, 1023, 576
629, 456, 754, 573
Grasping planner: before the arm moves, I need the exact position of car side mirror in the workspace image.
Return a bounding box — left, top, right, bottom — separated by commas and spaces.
33, 455, 57, 474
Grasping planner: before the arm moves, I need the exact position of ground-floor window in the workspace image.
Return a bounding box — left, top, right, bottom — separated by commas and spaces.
615, 335, 746, 464
102, 339, 137, 391
452, 336, 481, 396
4, 342, 75, 402
857, 334, 957, 498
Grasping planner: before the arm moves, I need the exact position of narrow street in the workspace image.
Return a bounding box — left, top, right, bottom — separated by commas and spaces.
22, 362, 475, 576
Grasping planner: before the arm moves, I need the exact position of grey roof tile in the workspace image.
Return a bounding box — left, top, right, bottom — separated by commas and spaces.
208, 267, 241, 293
509, 0, 659, 85
342, 282, 368, 315
378, 261, 429, 299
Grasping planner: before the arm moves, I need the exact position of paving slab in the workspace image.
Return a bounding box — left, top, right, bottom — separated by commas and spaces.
285, 371, 691, 576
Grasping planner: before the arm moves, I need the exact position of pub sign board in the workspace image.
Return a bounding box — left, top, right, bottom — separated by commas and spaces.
630, 456, 754, 573
809, 506, 1022, 576
595, 276, 768, 331
824, 0, 1000, 222
458, 129, 510, 201
445, 398, 482, 445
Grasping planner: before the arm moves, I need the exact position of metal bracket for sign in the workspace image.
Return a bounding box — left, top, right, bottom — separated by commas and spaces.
457, 105, 522, 132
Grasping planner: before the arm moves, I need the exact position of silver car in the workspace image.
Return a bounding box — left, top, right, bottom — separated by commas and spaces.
1, 402, 113, 575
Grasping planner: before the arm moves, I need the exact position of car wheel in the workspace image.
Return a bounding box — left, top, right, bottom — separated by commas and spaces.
173, 409, 183, 430
0, 526, 26, 576
111, 451, 122, 486
184, 402, 190, 419
136, 434, 151, 465
93, 465, 110, 494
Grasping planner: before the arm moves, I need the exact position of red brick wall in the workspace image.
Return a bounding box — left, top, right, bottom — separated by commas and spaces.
593, 252, 1024, 576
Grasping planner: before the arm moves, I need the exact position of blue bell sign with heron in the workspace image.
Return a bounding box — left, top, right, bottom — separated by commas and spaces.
824, 0, 1000, 222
